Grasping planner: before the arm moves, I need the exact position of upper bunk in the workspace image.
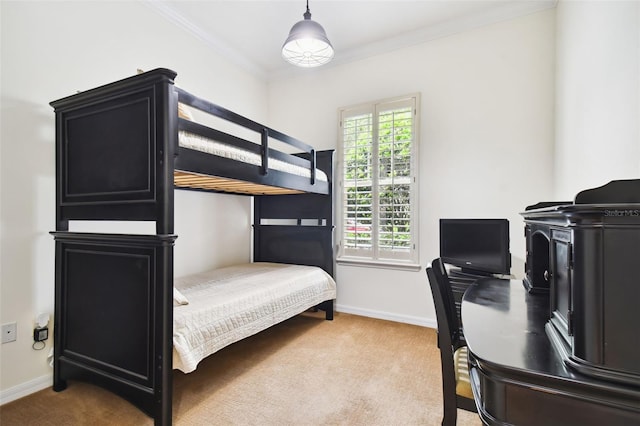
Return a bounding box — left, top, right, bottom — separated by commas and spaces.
49, 68, 331, 233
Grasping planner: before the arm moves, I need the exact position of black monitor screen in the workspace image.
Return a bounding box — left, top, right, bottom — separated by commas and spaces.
439, 218, 511, 275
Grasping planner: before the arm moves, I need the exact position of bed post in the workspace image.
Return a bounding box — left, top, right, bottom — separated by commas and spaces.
155, 69, 177, 426
319, 299, 334, 320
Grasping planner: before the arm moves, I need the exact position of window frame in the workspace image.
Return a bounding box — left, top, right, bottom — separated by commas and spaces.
336, 93, 421, 270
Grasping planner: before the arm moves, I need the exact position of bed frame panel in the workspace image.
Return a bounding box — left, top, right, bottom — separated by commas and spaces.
254, 150, 334, 275
51, 232, 176, 424
50, 69, 335, 425
174, 147, 322, 195
52, 69, 177, 234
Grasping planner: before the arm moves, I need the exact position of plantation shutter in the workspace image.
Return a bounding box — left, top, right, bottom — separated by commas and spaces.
339, 95, 419, 266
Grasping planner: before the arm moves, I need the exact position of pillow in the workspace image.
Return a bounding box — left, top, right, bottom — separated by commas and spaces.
173, 287, 189, 306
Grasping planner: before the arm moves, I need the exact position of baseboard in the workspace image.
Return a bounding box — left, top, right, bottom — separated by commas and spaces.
336, 304, 436, 329
0, 373, 52, 405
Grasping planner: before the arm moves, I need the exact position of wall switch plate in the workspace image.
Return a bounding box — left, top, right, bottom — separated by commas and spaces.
2, 322, 17, 343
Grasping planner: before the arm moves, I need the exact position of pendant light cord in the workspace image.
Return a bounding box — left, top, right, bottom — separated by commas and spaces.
304, 0, 311, 20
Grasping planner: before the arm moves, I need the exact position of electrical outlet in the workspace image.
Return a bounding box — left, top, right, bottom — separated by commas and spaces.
2, 322, 17, 343
34, 326, 49, 342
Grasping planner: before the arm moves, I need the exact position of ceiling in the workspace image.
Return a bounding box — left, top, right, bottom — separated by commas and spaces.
145, 0, 556, 81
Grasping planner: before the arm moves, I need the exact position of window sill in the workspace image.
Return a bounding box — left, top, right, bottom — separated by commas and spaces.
337, 257, 422, 271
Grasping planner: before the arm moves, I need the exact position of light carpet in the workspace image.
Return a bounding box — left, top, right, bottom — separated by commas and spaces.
1, 312, 482, 425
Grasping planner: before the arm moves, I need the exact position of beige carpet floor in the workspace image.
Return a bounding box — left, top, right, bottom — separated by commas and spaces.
1, 312, 482, 425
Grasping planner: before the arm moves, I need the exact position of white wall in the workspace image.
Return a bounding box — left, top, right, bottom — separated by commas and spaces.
268, 10, 556, 325
0, 1, 266, 400
554, 0, 640, 199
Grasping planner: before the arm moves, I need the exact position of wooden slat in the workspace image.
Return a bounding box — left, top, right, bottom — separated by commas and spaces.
174, 170, 303, 195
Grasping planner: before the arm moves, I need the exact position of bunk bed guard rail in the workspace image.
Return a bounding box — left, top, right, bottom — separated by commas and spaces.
175, 87, 317, 186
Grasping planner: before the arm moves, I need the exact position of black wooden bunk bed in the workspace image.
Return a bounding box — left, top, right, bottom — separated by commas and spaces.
49, 68, 335, 425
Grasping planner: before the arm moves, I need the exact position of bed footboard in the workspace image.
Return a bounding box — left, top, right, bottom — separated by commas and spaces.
253, 150, 335, 321
51, 232, 177, 425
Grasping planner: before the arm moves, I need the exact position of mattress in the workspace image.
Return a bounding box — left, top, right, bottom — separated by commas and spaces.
179, 131, 328, 182
173, 262, 337, 373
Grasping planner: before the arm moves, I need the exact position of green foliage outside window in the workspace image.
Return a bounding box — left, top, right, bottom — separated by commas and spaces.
343, 107, 413, 253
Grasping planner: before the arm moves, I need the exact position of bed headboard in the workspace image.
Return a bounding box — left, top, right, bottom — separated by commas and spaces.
253, 150, 334, 276
50, 69, 178, 234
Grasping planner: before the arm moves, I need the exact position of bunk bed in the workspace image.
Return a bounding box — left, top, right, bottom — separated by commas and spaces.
49, 68, 335, 425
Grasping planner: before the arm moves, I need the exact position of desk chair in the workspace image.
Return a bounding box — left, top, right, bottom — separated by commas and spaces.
427, 258, 477, 426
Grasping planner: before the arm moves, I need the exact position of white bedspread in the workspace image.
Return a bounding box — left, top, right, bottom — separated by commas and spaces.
173, 262, 336, 373
179, 131, 328, 182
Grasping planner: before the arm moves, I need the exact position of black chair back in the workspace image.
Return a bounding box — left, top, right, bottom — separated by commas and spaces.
427, 257, 477, 426
428, 258, 463, 350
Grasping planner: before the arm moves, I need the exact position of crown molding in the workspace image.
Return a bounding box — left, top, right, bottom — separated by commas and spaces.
270, 0, 557, 81
143, 0, 268, 82
144, 0, 556, 83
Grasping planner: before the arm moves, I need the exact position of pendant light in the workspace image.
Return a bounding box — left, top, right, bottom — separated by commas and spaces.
282, 0, 334, 68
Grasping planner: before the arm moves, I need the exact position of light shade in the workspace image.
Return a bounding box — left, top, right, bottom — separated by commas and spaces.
282, 3, 334, 68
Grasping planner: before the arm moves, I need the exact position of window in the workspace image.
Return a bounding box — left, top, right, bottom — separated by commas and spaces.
338, 94, 420, 268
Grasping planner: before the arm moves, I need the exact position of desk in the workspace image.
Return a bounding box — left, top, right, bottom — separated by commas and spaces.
462, 279, 640, 426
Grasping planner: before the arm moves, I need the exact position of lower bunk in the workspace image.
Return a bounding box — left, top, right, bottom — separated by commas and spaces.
173, 262, 336, 373
51, 232, 335, 425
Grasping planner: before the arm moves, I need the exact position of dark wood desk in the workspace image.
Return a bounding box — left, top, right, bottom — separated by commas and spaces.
462, 279, 640, 426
